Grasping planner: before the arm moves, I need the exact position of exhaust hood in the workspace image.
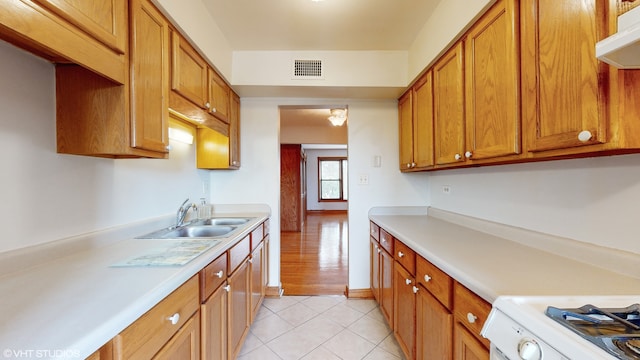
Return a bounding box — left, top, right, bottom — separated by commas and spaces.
596, 5, 640, 69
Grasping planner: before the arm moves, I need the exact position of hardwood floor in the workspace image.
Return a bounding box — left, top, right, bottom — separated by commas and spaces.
280, 210, 348, 295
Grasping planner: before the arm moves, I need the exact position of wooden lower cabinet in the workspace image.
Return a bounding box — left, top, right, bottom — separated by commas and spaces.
379, 246, 394, 325
153, 313, 200, 360
453, 322, 489, 360
228, 259, 251, 360
370, 236, 381, 302
250, 239, 266, 321
393, 262, 416, 360
416, 284, 453, 360
201, 283, 228, 360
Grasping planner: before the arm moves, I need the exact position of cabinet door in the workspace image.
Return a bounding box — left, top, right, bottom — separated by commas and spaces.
33, 0, 127, 53
171, 32, 209, 109
465, 0, 520, 160
522, 0, 608, 152
370, 237, 381, 302
229, 91, 241, 169
201, 284, 227, 360
209, 69, 230, 123
434, 42, 465, 165
413, 71, 435, 168
250, 240, 265, 321
130, 0, 169, 153
393, 264, 415, 360
416, 285, 453, 360
228, 259, 250, 360
153, 313, 200, 360
453, 322, 489, 360
380, 248, 394, 326
399, 89, 414, 171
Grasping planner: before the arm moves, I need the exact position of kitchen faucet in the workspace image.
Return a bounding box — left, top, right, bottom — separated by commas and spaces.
175, 198, 195, 228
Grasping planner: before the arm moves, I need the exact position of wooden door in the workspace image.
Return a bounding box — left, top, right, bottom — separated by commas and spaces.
522, 0, 608, 152
453, 322, 489, 360
394, 264, 416, 360
398, 90, 414, 170
227, 260, 250, 360
380, 248, 394, 326
33, 0, 127, 53
201, 285, 227, 360
250, 240, 265, 321
416, 285, 453, 360
229, 92, 241, 168
413, 71, 435, 168
209, 69, 230, 123
171, 32, 208, 109
434, 42, 465, 165
280, 144, 303, 232
130, 0, 169, 153
153, 314, 200, 360
370, 237, 381, 302
465, 0, 520, 160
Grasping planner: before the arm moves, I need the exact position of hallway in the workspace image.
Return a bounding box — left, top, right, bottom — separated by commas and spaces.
280, 211, 348, 295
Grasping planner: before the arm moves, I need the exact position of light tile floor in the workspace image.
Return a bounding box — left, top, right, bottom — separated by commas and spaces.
238, 296, 406, 360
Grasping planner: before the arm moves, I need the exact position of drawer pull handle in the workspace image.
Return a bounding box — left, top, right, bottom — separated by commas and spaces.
405, 278, 412, 285
398, 251, 405, 258
424, 274, 432, 282
167, 313, 180, 325
224, 285, 231, 292
214, 270, 224, 278
467, 312, 478, 324
413, 286, 419, 294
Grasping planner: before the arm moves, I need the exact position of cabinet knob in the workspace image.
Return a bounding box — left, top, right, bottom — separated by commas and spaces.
454, 153, 462, 160
167, 313, 180, 325
578, 130, 593, 142
398, 251, 405, 258
413, 286, 419, 294
466, 312, 478, 324
214, 270, 224, 278
211, 107, 217, 113
205, 102, 211, 109
405, 278, 412, 285
424, 274, 432, 282
411, 162, 416, 168
224, 284, 231, 292
377, 248, 381, 254
464, 151, 472, 158
248, 258, 253, 264
165, 145, 172, 151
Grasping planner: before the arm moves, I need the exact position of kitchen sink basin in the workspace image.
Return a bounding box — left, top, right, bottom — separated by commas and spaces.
192, 217, 253, 226
137, 224, 241, 239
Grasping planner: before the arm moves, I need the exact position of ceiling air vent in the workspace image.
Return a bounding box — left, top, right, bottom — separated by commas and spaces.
292, 59, 323, 79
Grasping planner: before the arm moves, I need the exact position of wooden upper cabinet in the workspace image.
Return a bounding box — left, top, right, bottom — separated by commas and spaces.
171, 32, 209, 109
399, 73, 433, 171
434, 42, 465, 166
522, 0, 608, 153
33, 0, 127, 54
398, 90, 414, 170
209, 69, 231, 123
130, 0, 169, 154
464, 0, 521, 161
229, 91, 241, 168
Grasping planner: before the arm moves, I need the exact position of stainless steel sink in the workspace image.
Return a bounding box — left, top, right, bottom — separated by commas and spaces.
192, 217, 253, 226
160, 225, 236, 238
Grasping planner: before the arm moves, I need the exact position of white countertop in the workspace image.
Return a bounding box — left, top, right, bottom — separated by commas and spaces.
369, 207, 640, 304
0, 206, 270, 359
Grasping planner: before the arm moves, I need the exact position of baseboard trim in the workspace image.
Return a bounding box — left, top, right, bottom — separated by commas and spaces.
345, 286, 374, 299
266, 285, 283, 298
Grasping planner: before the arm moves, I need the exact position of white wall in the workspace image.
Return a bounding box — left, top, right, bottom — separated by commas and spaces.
429, 154, 640, 255
0, 41, 209, 253
210, 98, 430, 290
305, 149, 349, 211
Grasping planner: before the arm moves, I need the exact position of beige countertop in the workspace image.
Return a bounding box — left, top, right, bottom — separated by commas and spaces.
0, 205, 270, 359
369, 207, 640, 304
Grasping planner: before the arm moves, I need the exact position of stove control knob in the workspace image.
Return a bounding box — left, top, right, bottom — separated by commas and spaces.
517, 338, 541, 360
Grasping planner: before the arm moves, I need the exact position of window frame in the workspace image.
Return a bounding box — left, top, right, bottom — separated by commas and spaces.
317, 157, 348, 202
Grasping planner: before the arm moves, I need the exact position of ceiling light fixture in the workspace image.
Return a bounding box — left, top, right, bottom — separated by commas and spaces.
328, 108, 347, 126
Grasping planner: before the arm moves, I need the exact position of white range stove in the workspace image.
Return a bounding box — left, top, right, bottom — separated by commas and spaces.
481, 295, 640, 360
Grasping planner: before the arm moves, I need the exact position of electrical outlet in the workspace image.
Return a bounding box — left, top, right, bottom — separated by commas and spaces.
442, 185, 451, 194
359, 174, 369, 185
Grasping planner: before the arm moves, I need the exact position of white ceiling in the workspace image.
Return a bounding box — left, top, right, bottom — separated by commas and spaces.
201, 0, 442, 51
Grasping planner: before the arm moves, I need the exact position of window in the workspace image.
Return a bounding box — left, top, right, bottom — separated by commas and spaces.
318, 157, 348, 201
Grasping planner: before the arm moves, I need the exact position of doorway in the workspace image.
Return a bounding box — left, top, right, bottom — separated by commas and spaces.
279, 106, 348, 296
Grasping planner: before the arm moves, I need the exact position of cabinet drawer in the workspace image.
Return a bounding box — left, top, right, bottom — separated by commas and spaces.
379, 229, 394, 254
264, 220, 270, 235
115, 275, 200, 360
417, 256, 453, 310
394, 239, 415, 276
251, 223, 264, 251
200, 253, 227, 302
370, 222, 379, 241
453, 282, 491, 349
228, 235, 250, 275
